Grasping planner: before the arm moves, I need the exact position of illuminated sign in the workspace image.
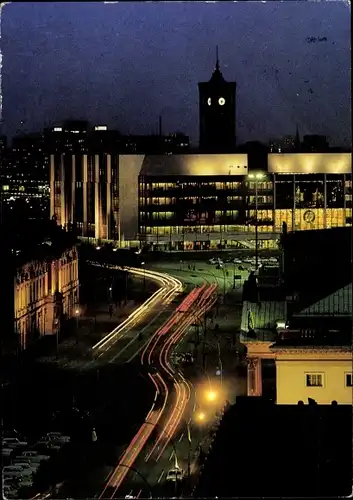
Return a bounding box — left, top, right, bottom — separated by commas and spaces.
95, 126, 108, 131
53, 127, 62, 132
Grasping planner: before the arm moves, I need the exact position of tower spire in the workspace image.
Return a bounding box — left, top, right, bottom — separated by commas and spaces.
215, 45, 220, 71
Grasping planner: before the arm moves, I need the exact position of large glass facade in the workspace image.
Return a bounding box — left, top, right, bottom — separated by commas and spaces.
139, 172, 352, 241
139, 176, 247, 235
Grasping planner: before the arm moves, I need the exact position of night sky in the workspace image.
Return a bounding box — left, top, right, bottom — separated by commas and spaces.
2, 1, 351, 146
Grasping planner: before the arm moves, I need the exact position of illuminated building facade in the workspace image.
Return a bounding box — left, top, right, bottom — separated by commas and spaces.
50, 154, 143, 241
271, 344, 352, 405
138, 154, 250, 249
138, 152, 352, 249
13, 245, 79, 351
269, 153, 352, 232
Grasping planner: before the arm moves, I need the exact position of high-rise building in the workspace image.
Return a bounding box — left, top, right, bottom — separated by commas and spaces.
50, 153, 143, 241
198, 49, 237, 152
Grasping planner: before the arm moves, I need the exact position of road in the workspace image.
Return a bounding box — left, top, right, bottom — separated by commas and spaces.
40, 258, 251, 499
98, 283, 218, 499
25, 265, 184, 500
106, 259, 251, 498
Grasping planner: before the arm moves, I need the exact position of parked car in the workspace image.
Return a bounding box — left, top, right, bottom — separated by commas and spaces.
6, 476, 33, 489
36, 436, 63, 449
4, 483, 19, 497
4, 466, 33, 477
233, 258, 242, 264
12, 461, 40, 473
166, 468, 184, 482
4, 471, 32, 482
2, 447, 14, 457
19, 451, 50, 462
209, 258, 217, 264
3, 478, 20, 495
2, 438, 28, 449
46, 432, 70, 443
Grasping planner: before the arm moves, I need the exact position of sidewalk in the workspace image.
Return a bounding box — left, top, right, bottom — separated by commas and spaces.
37, 299, 140, 368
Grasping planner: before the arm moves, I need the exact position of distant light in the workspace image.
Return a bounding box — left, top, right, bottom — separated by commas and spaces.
141, 262, 145, 265
95, 125, 108, 131
216, 370, 221, 376
96, 246, 101, 250
53, 127, 62, 132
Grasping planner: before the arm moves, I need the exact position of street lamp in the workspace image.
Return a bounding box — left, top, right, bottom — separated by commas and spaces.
206, 390, 217, 402
247, 172, 266, 270
75, 307, 80, 344
196, 412, 206, 422
141, 261, 146, 291
203, 338, 223, 389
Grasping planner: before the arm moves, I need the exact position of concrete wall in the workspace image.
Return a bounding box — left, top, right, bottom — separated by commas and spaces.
118, 155, 145, 240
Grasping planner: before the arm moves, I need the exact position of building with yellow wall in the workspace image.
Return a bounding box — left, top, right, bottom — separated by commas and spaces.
13, 245, 79, 350
270, 345, 352, 405
240, 281, 352, 404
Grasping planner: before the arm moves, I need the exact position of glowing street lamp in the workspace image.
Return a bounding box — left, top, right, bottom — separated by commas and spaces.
196, 412, 206, 422
75, 307, 80, 344
206, 390, 217, 402
247, 172, 266, 270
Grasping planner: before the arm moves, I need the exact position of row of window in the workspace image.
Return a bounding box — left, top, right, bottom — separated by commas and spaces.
306, 373, 353, 387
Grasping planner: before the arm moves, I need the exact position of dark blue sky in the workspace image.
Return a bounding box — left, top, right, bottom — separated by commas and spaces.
2, 1, 351, 146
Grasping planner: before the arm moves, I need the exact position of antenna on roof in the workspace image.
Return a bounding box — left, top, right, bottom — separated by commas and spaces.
215, 45, 220, 71
159, 115, 162, 136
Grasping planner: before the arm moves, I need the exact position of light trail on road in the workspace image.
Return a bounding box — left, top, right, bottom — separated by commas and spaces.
99, 283, 218, 499
91, 265, 182, 355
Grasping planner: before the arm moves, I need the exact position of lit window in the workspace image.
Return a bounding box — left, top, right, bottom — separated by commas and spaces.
306, 374, 323, 387
345, 373, 353, 387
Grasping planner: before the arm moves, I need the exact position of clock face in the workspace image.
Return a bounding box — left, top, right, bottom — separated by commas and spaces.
207, 97, 211, 106
218, 97, 226, 106
303, 210, 315, 223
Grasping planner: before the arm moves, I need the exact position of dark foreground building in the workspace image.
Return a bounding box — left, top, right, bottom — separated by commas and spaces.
195, 398, 352, 497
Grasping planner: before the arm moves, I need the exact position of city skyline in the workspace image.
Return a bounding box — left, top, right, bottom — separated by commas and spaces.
2, 1, 351, 146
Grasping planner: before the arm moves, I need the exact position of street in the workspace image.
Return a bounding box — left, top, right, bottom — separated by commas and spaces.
99, 258, 249, 499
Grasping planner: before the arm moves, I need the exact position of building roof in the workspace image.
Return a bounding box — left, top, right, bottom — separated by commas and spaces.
295, 283, 352, 317
268, 153, 351, 174
240, 300, 286, 341
139, 154, 248, 176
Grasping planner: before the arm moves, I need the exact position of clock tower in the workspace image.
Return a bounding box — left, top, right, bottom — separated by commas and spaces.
198, 48, 236, 152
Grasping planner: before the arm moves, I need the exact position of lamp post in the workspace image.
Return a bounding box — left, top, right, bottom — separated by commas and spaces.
202, 338, 223, 389
75, 307, 80, 344
247, 172, 265, 270
141, 261, 146, 291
